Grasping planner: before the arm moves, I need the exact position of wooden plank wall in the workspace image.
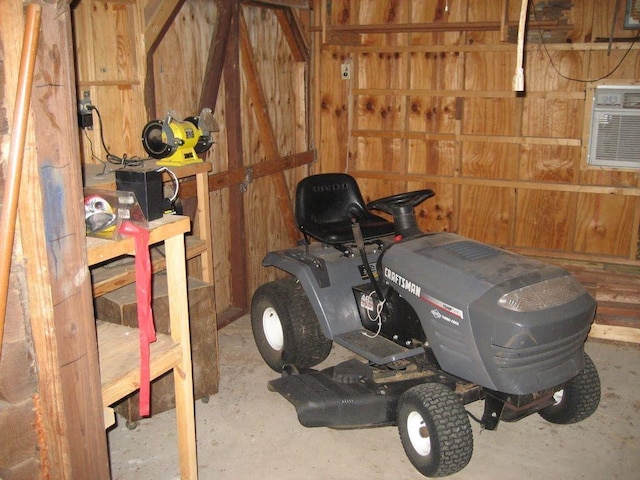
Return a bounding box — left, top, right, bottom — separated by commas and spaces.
313, 0, 640, 336
73, 0, 146, 164
72, 0, 311, 317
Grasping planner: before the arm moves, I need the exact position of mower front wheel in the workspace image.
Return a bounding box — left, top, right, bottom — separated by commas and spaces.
397, 383, 473, 478
538, 352, 601, 424
251, 278, 332, 373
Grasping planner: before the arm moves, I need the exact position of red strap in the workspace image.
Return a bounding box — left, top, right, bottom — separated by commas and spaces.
119, 221, 156, 417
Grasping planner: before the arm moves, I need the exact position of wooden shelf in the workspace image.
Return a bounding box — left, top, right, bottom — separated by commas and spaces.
90, 236, 206, 297
97, 321, 181, 407
87, 214, 198, 479
86, 215, 191, 266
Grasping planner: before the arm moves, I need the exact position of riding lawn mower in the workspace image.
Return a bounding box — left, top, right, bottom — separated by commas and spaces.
250, 173, 601, 477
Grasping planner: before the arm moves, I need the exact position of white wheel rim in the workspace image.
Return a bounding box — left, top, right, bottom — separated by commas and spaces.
406, 411, 431, 456
262, 307, 284, 351
552, 389, 564, 405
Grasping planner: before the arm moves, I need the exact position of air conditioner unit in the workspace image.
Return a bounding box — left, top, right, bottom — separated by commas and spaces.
587, 85, 640, 169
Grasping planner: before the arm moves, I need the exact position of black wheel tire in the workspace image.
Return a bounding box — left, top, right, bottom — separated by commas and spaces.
251, 278, 333, 372
397, 383, 473, 478
539, 352, 601, 424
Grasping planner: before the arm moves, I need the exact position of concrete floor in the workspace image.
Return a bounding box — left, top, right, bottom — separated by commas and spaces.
108, 316, 640, 480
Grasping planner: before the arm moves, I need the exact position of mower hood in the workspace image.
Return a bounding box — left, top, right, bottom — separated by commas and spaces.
379, 233, 595, 394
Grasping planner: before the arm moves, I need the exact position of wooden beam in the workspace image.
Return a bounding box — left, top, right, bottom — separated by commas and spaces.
347, 41, 640, 53
175, 151, 316, 197
313, 20, 567, 37
224, 1, 250, 313
198, 0, 234, 112
143, 0, 185, 53
274, 7, 310, 62
239, 9, 300, 243
242, 0, 310, 9
590, 324, 640, 344
23, 2, 110, 478
179, 150, 315, 195
354, 170, 640, 198
501, 0, 510, 42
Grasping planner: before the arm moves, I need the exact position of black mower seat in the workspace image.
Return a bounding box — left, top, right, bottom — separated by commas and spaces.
295, 173, 394, 245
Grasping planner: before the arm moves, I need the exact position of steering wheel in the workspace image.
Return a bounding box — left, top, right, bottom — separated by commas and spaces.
367, 189, 435, 216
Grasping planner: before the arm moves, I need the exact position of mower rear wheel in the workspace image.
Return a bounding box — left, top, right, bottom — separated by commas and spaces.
397, 383, 473, 477
251, 278, 332, 373
538, 352, 600, 424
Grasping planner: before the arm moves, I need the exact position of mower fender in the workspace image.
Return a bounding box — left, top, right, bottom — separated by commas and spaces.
263, 248, 370, 340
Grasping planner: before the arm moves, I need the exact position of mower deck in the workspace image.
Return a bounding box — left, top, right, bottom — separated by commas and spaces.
268, 358, 483, 429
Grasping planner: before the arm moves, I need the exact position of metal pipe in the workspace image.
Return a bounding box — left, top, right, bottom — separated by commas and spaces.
0, 3, 42, 358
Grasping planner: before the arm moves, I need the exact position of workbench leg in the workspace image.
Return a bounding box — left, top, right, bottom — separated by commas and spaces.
164, 232, 198, 479
195, 171, 214, 284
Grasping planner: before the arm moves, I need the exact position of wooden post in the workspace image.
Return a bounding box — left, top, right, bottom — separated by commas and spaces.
224, 2, 250, 312
0, 3, 41, 359
18, 2, 111, 477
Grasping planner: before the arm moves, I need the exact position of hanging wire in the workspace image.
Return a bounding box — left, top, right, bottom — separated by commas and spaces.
88, 105, 149, 168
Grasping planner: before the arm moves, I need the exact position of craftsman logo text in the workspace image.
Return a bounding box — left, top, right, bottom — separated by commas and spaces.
384, 268, 421, 297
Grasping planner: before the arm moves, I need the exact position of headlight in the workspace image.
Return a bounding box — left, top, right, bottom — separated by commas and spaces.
498, 276, 586, 312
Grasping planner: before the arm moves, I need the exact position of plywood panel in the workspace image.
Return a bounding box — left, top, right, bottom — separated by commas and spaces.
522, 98, 583, 139
73, 0, 145, 165
353, 136, 404, 173
409, 51, 464, 90
462, 97, 517, 136
357, 51, 406, 89
153, 0, 217, 116
73, 0, 141, 82
465, 0, 502, 45
85, 1, 139, 82
80, 85, 145, 163
574, 193, 635, 256
588, 50, 640, 83
464, 51, 513, 91
408, 0, 468, 46
328, 0, 353, 25
518, 145, 577, 183
357, 177, 406, 204
591, 0, 626, 38
564, 0, 594, 43
514, 189, 573, 250
407, 139, 458, 176
408, 180, 456, 233
245, 6, 304, 157
355, 94, 405, 131
357, 0, 409, 47
245, 176, 296, 289
459, 185, 512, 245
210, 188, 232, 312
579, 168, 640, 188
318, 46, 350, 173
407, 95, 458, 134
461, 142, 519, 180
526, 49, 585, 93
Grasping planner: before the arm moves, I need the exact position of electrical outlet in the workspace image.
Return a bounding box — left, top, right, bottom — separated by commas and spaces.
341, 63, 351, 80
78, 91, 93, 129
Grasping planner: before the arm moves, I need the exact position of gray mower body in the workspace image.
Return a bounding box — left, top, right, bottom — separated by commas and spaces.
264, 231, 595, 396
